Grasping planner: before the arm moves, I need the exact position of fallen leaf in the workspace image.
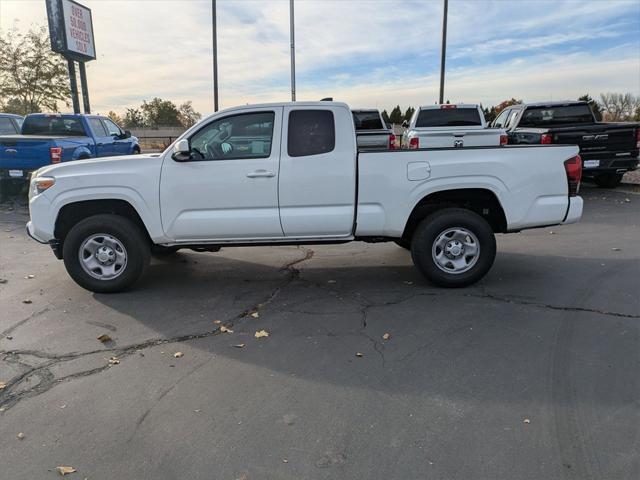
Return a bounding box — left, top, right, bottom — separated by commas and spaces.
355, 352, 364, 357
22, 299, 32, 304
56, 466, 77, 475
254, 330, 269, 339
624, 198, 631, 203
250, 311, 260, 318
523, 418, 531, 424
173, 352, 184, 358
233, 343, 245, 348
382, 333, 391, 340
0, 279, 7, 284
108, 356, 120, 365
96, 334, 112, 343
25, 274, 35, 279
549, 230, 555, 235
0, 381, 6, 390
220, 325, 233, 333
327, 280, 336, 284
403, 281, 413, 285
213, 320, 222, 325
612, 247, 621, 252
283, 459, 289, 463
17, 432, 25, 440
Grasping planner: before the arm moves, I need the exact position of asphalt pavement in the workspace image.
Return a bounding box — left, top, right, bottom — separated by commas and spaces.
0, 185, 638, 480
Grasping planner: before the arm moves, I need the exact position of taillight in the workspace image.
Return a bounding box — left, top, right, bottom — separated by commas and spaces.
500, 134, 508, 146
441, 104, 457, 109
636, 128, 640, 149
564, 155, 582, 197
389, 133, 397, 150
409, 137, 420, 149
541, 133, 552, 144
50, 147, 62, 164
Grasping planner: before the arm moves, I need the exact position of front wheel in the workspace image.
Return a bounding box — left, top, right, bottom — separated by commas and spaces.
411, 208, 496, 288
62, 214, 150, 293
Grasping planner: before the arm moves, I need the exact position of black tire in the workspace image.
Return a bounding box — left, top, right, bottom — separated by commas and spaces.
594, 173, 623, 188
62, 214, 150, 293
133, 146, 141, 154
150, 245, 180, 257
410, 208, 496, 288
394, 239, 411, 250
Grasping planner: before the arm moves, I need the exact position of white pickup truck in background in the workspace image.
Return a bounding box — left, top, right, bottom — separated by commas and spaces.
27, 101, 583, 293
352, 109, 395, 150
403, 104, 507, 149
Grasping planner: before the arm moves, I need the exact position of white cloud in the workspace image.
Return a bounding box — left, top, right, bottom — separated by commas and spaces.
0, 0, 638, 115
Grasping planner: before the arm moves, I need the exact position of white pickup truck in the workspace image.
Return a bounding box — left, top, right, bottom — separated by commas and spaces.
26, 101, 583, 293
403, 104, 507, 149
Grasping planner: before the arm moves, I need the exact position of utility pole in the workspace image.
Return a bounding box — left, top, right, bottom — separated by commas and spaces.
438, 0, 448, 104
78, 62, 91, 113
289, 0, 296, 101
212, 0, 219, 111
67, 60, 80, 114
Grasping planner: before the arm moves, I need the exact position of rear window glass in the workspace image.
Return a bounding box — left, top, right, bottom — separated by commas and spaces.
0, 118, 17, 135
22, 116, 86, 136
415, 108, 481, 127
288, 110, 335, 157
519, 105, 594, 127
353, 111, 383, 130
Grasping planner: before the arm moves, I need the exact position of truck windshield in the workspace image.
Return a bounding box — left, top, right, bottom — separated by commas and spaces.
353, 111, 383, 130
22, 116, 86, 136
519, 105, 594, 127
415, 108, 481, 127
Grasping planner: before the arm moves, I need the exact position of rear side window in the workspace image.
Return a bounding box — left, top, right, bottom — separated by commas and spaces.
519, 105, 594, 127
22, 116, 86, 136
89, 118, 107, 136
0, 118, 17, 134
288, 110, 335, 157
353, 111, 383, 130
415, 108, 481, 127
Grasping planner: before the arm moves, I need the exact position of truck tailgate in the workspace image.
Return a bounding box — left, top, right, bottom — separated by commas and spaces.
0, 135, 85, 170
415, 129, 502, 148
551, 124, 637, 154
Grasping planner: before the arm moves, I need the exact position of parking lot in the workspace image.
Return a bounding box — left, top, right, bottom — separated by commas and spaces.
0, 184, 638, 479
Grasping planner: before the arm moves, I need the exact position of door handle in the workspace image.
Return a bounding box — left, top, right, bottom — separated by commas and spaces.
246, 170, 275, 178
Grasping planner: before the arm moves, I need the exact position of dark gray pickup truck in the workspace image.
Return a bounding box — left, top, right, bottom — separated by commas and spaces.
492, 101, 639, 187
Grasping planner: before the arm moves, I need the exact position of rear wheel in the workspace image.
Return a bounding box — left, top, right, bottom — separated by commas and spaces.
62, 214, 150, 293
410, 208, 496, 287
594, 173, 623, 188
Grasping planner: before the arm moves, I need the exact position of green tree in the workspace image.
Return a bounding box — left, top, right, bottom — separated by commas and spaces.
0, 25, 69, 115
381, 110, 390, 124
141, 97, 181, 128
122, 108, 144, 128
107, 111, 123, 126
177, 101, 202, 128
494, 98, 522, 115
403, 107, 415, 123
389, 105, 403, 124
578, 94, 602, 121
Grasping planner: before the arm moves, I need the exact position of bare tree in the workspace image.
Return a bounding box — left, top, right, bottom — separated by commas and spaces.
599, 92, 639, 121
0, 26, 69, 115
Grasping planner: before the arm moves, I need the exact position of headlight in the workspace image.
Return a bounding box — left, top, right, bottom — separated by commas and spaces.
30, 176, 55, 198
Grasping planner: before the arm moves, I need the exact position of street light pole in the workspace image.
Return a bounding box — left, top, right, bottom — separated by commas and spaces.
212, 0, 219, 111
289, 0, 296, 101
438, 0, 448, 104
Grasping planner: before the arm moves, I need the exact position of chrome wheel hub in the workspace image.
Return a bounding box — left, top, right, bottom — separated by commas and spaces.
432, 227, 480, 275
79, 234, 127, 280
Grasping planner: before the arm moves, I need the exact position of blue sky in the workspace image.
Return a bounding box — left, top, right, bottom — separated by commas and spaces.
1, 0, 639, 115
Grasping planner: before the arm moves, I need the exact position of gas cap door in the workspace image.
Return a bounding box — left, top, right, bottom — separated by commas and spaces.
407, 161, 431, 181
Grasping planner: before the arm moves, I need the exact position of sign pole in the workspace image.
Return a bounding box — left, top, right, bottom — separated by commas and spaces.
212, 0, 219, 112
67, 59, 80, 114
438, 0, 448, 104
78, 62, 91, 113
289, 0, 296, 101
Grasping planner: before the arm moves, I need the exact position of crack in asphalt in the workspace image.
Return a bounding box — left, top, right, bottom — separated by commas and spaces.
0, 247, 315, 411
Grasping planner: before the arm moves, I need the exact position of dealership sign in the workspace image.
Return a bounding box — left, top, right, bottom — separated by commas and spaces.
46, 0, 96, 61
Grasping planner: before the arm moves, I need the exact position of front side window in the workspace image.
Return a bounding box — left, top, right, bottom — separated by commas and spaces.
102, 118, 122, 136
492, 109, 510, 128
288, 110, 335, 157
189, 111, 275, 161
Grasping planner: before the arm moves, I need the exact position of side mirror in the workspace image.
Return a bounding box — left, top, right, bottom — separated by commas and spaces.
171, 139, 191, 162
123, 130, 132, 139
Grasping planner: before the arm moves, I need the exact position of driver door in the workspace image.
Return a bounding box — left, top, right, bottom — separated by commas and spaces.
159, 108, 284, 241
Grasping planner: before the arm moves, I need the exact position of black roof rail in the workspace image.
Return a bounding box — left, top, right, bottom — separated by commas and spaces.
320, 97, 333, 101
